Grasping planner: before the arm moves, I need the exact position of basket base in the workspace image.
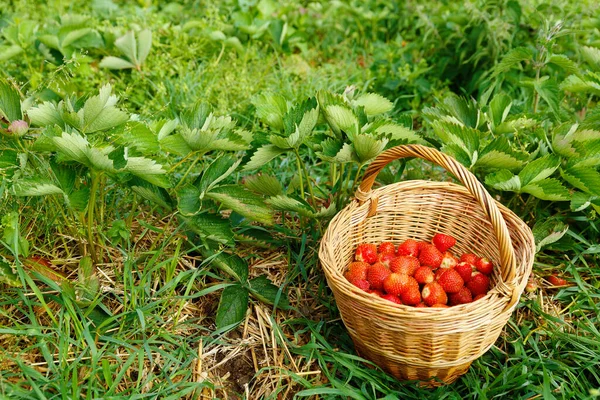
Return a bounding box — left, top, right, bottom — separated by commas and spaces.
353, 337, 472, 387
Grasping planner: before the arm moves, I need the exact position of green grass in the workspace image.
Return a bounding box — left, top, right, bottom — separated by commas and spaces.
1, 0, 600, 398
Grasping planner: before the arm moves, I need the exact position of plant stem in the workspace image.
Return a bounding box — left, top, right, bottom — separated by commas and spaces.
294, 150, 305, 199
87, 171, 101, 265
295, 148, 317, 207
175, 154, 201, 189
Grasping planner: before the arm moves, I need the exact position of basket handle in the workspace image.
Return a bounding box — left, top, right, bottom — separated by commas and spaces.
355, 144, 516, 284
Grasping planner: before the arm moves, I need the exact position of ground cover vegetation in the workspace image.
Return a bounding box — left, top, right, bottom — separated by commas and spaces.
0, 0, 599, 398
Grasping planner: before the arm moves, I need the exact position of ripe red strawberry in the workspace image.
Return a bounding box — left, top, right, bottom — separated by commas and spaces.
415, 302, 427, 308
432, 233, 456, 253
367, 289, 384, 297
476, 257, 493, 275
378, 242, 396, 255
473, 294, 486, 301
383, 273, 418, 296
413, 266, 434, 284
381, 293, 403, 304
460, 253, 479, 265
377, 253, 396, 267
418, 244, 443, 268
440, 251, 458, 269
467, 272, 490, 296
449, 287, 473, 305
548, 275, 568, 286
396, 239, 419, 257
389, 256, 419, 275
422, 282, 448, 306
430, 303, 450, 308
455, 262, 475, 283
344, 261, 369, 281
367, 263, 391, 291
436, 268, 464, 294
356, 243, 378, 264
349, 278, 370, 291
401, 285, 422, 305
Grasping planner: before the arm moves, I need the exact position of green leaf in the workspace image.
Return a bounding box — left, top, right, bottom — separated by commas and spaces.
0, 260, 21, 287
352, 134, 387, 163
13, 179, 64, 196
27, 102, 64, 127
521, 178, 571, 201
265, 195, 314, 217
99, 56, 136, 70
216, 284, 248, 331
0, 80, 22, 122
243, 175, 283, 197
488, 93, 512, 128
323, 105, 358, 136
159, 134, 194, 156
2, 212, 29, 258
581, 46, 600, 69
124, 157, 170, 188
198, 155, 241, 195
316, 139, 356, 163
53, 132, 115, 172
476, 137, 526, 170
177, 185, 201, 215
206, 185, 273, 225
532, 219, 569, 252
485, 169, 521, 191
561, 166, 600, 196
181, 214, 234, 246
560, 74, 600, 96
547, 54, 579, 74
252, 93, 288, 131
493, 47, 532, 75
129, 178, 172, 210
118, 122, 160, 154
136, 29, 152, 64
534, 78, 561, 116
570, 192, 595, 212
432, 121, 479, 164
353, 93, 393, 116
115, 30, 138, 64
243, 145, 287, 171
80, 84, 129, 133
374, 123, 424, 144
205, 251, 249, 282
518, 155, 561, 187
0, 45, 24, 62
67, 188, 90, 212
248, 275, 290, 309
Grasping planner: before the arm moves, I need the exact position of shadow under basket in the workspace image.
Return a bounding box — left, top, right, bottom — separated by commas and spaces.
318, 145, 535, 386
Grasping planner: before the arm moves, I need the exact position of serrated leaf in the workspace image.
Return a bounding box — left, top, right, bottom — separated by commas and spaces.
206, 185, 273, 225
177, 185, 201, 215
50, 161, 77, 194
432, 121, 479, 162
125, 157, 170, 188
374, 123, 424, 144
99, 56, 137, 70
243, 145, 287, 171
27, 101, 64, 127
216, 284, 248, 331
252, 93, 288, 131
547, 54, 579, 74
136, 29, 152, 64
532, 219, 569, 252
581, 46, 600, 68
485, 169, 521, 191
62, 28, 93, 48
159, 133, 194, 156
352, 134, 387, 163
488, 93, 512, 128
560, 74, 600, 95
494, 47, 532, 75
157, 119, 178, 141
53, 132, 115, 171
521, 178, 571, 201
534, 78, 561, 116
561, 166, 600, 196
67, 188, 89, 212
248, 275, 290, 309
0, 81, 22, 122
0, 261, 21, 287
476, 137, 526, 170
115, 30, 137, 64
265, 195, 314, 217
198, 155, 241, 195
80, 84, 129, 133
518, 155, 560, 187
118, 122, 160, 154
243, 175, 283, 197
129, 178, 172, 210
353, 93, 393, 116
0, 45, 24, 62
181, 213, 234, 245
205, 251, 249, 282
317, 139, 356, 163
323, 105, 358, 136
570, 192, 594, 212
440, 95, 480, 128
13, 179, 64, 196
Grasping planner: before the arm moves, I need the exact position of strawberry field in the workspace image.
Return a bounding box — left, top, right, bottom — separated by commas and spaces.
1, 0, 600, 398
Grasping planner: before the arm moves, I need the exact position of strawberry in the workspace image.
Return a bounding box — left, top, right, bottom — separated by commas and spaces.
377, 252, 396, 267
460, 253, 479, 265
548, 275, 568, 286
476, 257, 493, 275
436, 268, 464, 294
367, 289, 384, 297
418, 244, 443, 268
383, 273, 418, 296
389, 256, 419, 275
413, 266, 434, 284
355, 243, 378, 264
432, 233, 456, 253
422, 282, 448, 306
525, 277, 538, 292
439, 251, 458, 269
415, 302, 427, 308
473, 294, 486, 301
344, 261, 369, 281
401, 284, 422, 305
367, 263, 391, 291
449, 287, 473, 305
466, 272, 490, 296
349, 278, 370, 291
381, 293, 403, 304
455, 262, 475, 283
378, 242, 396, 255
396, 239, 419, 257
430, 303, 450, 308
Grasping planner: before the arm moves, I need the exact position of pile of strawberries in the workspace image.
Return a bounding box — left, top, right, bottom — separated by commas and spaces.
344, 234, 493, 307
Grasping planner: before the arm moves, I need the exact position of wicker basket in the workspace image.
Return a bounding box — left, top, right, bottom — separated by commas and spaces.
319, 145, 535, 386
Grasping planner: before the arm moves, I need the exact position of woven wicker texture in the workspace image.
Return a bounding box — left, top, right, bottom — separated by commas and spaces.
319, 145, 535, 385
